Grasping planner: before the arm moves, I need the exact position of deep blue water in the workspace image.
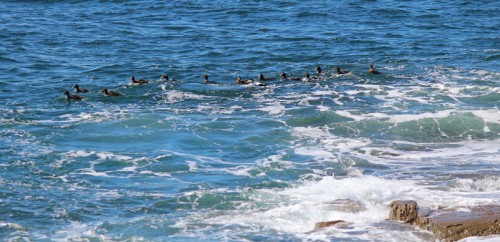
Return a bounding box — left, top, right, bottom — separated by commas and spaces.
1, 0, 499, 241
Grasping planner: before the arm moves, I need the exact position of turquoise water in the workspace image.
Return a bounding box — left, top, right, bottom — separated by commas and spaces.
1, 1, 499, 241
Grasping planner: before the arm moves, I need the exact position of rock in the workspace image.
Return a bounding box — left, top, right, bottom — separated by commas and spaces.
422, 205, 500, 241
389, 200, 419, 225
314, 220, 346, 230
389, 200, 500, 241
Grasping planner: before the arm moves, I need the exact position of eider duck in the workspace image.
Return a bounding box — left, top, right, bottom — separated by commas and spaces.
201, 74, 217, 84
368, 63, 381, 74
130, 76, 149, 84
72, 84, 89, 93
336, 66, 350, 75
236, 76, 254, 85
63, 90, 84, 101
258, 73, 275, 81
101, 88, 122, 96
280, 72, 301, 81
303, 72, 320, 82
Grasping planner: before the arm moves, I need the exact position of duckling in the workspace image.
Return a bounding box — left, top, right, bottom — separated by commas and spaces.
368, 63, 381, 74
280, 72, 301, 81
303, 72, 320, 82
72, 84, 89, 93
336, 66, 350, 75
236, 76, 254, 85
101, 88, 122, 96
63, 90, 84, 101
258, 73, 276, 81
201, 74, 217, 84
130, 76, 149, 84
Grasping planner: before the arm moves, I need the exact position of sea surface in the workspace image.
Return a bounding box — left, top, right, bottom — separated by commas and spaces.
1, 0, 499, 241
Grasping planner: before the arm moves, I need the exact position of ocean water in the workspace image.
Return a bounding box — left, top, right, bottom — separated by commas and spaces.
1, 0, 499, 241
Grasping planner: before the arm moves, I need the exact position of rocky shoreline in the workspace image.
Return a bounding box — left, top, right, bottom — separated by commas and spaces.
389, 200, 500, 241
313, 200, 499, 241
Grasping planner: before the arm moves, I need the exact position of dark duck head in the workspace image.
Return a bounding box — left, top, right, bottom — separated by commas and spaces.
201, 75, 217, 84
160, 74, 169, 80
315, 66, 322, 75
280, 72, 300, 81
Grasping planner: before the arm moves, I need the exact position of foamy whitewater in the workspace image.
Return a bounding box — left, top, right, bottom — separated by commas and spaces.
1, 0, 499, 241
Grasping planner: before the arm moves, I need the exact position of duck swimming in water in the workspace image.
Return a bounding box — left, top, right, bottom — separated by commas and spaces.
130, 76, 149, 84
160, 74, 179, 82
258, 73, 275, 81
160, 74, 178, 82
368, 63, 381, 74
101, 88, 122, 96
236, 76, 254, 85
201, 74, 217, 84
63, 90, 84, 101
72, 84, 89, 93
336, 66, 350, 75
303, 72, 320, 82
280, 72, 301, 81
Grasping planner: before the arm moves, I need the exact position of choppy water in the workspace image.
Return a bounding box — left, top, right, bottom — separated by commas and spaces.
1, 0, 499, 241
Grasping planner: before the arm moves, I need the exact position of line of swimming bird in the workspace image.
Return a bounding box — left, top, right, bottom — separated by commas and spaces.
63, 63, 382, 101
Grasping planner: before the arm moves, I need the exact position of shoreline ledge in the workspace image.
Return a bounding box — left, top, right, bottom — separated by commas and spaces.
389, 200, 500, 241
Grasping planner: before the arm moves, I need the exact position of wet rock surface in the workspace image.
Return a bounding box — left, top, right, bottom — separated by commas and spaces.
314, 220, 347, 230
389, 200, 500, 241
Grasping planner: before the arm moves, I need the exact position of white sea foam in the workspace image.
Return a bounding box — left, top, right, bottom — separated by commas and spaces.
161, 90, 206, 103
335, 110, 365, 121
55, 111, 117, 125
77, 168, 110, 177
333, 109, 500, 125
0, 222, 25, 231
186, 160, 197, 171
51, 221, 116, 242
393, 139, 500, 162
221, 165, 253, 177
95, 152, 132, 161
294, 147, 335, 159
139, 170, 172, 177
459, 235, 500, 242
449, 176, 500, 193
259, 102, 286, 116
178, 174, 498, 241
317, 105, 330, 111
298, 96, 319, 106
